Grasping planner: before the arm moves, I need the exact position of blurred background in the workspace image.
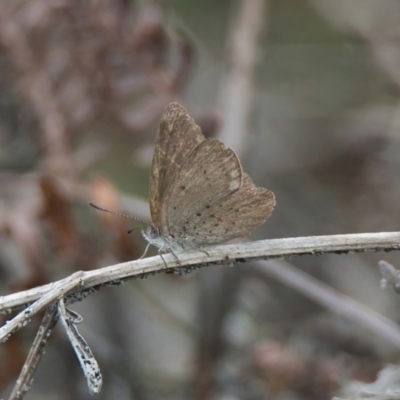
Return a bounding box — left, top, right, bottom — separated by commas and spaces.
1, 0, 400, 399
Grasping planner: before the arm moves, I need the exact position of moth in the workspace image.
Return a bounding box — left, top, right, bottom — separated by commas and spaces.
142, 102, 275, 262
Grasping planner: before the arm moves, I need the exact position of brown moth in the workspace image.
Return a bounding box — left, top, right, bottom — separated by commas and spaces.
142, 102, 275, 260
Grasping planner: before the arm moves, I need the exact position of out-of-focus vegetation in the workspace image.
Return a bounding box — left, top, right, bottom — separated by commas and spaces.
2, 1, 400, 399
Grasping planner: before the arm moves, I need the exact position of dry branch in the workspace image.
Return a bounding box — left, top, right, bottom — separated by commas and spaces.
0, 231, 399, 315
1, 231, 400, 397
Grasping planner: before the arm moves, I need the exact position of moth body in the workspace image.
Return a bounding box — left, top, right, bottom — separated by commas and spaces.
142, 225, 194, 253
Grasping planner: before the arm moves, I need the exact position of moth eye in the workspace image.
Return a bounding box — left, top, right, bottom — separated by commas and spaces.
150, 226, 159, 238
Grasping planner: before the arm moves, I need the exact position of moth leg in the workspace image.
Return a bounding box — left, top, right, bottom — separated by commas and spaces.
139, 243, 151, 259
158, 248, 181, 267
169, 249, 182, 266
186, 242, 210, 257
199, 247, 210, 257
159, 252, 169, 269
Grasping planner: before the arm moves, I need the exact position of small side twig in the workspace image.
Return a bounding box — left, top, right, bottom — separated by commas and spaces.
0, 271, 84, 342
8, 305, 58, 400
58, 299, 102, 395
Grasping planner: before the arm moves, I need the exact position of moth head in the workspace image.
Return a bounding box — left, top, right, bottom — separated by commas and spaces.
143, 225, 160, 241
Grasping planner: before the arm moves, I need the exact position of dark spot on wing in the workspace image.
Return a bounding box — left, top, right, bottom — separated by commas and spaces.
196, 213, 202, 217
173, 206, 177, 210
235, 209, 239, 213
206, 205, 210, 209
214, 223, 219, 227
180, 185, 186, 190
203, 170, 207, 174
210, 214, 215, 218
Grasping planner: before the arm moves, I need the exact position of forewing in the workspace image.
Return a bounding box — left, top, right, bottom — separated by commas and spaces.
159, 138, 243, 238
178, 173, 275, 244
149, 102, 205, 225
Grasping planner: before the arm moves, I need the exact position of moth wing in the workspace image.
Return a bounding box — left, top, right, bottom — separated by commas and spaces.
149, 102, 205, 226
186, 173, 275, 244
159, 138, 243, 238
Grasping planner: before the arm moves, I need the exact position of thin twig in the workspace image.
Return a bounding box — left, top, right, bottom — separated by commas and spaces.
8, 305, 58, 400
254, 260, 400, 347
1, 232, 400, 315
58, 299, 102, 395
0, 271, 84, 342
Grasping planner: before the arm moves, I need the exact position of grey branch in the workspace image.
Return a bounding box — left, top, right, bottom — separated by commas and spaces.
255, 260, 400, 348
0, 232, 399, 316
1, 230, 400, 397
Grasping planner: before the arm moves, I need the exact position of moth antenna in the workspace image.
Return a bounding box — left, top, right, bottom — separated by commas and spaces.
89, 202, 151, 227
